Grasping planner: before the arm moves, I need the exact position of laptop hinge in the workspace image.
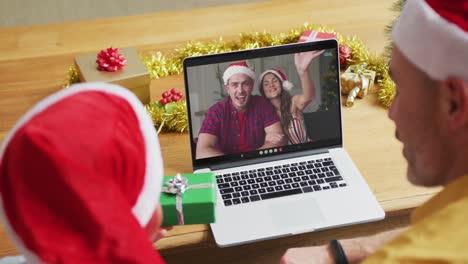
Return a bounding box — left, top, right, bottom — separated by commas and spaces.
205, 147, 331, 171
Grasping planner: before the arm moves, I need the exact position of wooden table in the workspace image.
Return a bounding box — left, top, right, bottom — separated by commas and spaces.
0, 1, 440, 263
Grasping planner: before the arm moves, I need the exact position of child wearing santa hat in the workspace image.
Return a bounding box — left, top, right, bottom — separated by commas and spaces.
0, 82, 168, 263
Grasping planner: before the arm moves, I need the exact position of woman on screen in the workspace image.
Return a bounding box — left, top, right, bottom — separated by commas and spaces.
259, 50, 324, 144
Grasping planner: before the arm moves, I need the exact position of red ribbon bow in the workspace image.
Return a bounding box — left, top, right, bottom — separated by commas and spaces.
96, 47, 127, 72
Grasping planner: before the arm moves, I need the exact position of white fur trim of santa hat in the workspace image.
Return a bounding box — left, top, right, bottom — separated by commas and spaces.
392, 0, 468, 81
222, 61, 256, 85
260, 68, 294, 91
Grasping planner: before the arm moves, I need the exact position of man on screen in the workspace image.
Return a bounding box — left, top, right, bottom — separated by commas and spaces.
196, 61, 285, 159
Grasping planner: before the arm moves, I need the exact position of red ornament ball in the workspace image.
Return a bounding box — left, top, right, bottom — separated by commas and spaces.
338, 45, 352, 66
159, 88, 184, 105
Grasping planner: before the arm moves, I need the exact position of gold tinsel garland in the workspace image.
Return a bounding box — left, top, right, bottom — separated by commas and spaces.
64, 66, 79, 88
145, 100, 188, 133
64, 23, 398, 132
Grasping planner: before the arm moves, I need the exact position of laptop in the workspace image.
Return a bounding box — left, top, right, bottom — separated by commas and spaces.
183, 39, 385, 247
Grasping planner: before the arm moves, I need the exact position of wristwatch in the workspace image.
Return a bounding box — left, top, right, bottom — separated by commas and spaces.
329, 239, 349, 264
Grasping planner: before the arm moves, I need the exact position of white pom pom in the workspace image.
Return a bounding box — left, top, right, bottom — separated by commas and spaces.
283, 80, 294, 91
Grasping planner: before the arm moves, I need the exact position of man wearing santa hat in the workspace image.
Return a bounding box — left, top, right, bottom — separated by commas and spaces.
196, 61, 285, 159
0, 83, 169, 263
281, 0, 468, 263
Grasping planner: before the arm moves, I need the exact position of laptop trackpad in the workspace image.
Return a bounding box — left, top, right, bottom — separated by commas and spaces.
269, 198, 325, 229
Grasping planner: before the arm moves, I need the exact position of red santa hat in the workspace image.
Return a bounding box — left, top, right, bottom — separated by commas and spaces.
392, 0, 468, 81
259, 68, 294, 91
0, 82, 165, 264
222, 61, 256, 85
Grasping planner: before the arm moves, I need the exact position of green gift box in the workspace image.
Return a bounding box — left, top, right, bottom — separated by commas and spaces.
160, 172, 216, 226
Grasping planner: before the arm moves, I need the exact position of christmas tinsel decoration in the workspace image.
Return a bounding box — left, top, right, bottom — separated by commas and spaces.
145, 100, 188, 133
63, 66, 79, 88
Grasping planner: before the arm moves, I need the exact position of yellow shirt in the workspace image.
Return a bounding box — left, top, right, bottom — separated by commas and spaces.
365, 174, 468, 263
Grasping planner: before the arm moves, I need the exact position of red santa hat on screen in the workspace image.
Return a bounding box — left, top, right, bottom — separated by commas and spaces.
392, 0, 468, 81
222, 61, 256, 85
0, 83, 165, 264
260, 68, 294, 91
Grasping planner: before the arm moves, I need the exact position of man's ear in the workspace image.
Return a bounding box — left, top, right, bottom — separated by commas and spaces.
442, 77, 468, 130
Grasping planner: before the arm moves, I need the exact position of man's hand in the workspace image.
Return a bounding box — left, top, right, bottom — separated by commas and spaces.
265, 133, 285, 145
280, 227, 408, 264
280, 245, 333, 264
260, 122, 286, 149
196, 133, 225, 159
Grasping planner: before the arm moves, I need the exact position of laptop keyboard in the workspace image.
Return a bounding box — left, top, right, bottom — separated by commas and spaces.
216, 157, 347, 206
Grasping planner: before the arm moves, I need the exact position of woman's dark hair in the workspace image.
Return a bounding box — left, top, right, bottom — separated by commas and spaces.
259, 74, 293, 133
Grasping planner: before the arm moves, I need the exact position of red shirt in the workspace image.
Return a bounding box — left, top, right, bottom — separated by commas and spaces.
237, 112, 250, 152
199, 95, 279, 154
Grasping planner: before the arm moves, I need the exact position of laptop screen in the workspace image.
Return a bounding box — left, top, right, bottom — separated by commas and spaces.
184, 40, 342, 169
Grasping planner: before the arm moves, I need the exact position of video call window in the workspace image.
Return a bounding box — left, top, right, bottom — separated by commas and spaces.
185, 47, 341, 162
